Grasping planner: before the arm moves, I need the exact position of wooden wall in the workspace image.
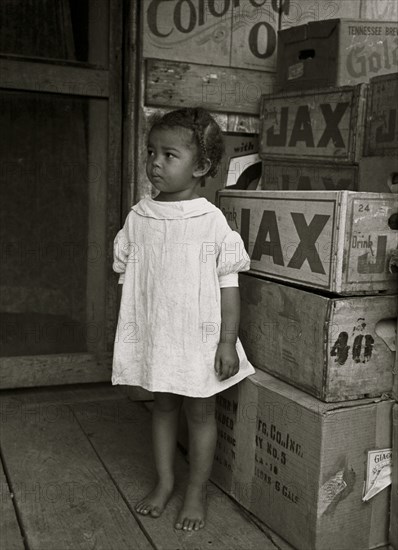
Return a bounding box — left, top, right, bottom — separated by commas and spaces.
128, 0, 283, 203
126, 0, 398, 205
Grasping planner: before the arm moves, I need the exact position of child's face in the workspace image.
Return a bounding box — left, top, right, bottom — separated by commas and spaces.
146, 126, 201, 199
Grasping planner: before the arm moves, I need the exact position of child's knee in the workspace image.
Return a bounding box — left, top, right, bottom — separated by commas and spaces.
184, 396, 216, 424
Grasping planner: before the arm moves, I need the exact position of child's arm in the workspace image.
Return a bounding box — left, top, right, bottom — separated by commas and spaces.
214, 287, 240, 380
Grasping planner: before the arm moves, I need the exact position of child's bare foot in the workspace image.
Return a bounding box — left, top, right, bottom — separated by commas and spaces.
135, 482, 174, 518
175, 483, 206, 531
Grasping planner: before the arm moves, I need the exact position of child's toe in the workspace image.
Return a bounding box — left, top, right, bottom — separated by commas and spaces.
136, 502, 150, 515
194, 519, 204, 530
149, 506, 162, 518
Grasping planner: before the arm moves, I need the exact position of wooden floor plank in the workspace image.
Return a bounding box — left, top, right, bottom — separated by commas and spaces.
72, 399, 279, 550
0, 382, 151, 410
0, 461, 25, 550
0, 402, 152, 550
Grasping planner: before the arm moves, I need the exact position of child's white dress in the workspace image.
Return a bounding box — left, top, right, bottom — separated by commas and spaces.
111, 197, 255, 397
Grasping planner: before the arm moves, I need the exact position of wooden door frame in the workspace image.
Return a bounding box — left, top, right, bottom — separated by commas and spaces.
0, 0, 130, 389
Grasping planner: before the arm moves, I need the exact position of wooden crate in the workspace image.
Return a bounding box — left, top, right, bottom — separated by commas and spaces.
261, 161, 358, 191
217, 189, 398, 294
239, 273, 396, 401
359, 156, 398, 193
259, 85, 367, 164
364, 72, 398, 157
277, 19, 398, 91
212, 370, 394, 550
262, 158, 398, 193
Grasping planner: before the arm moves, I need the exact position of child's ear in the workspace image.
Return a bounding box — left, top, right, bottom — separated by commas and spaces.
193, 158, 211, 178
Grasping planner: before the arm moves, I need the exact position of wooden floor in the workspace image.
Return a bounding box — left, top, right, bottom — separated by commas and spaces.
0, 383, 293, 550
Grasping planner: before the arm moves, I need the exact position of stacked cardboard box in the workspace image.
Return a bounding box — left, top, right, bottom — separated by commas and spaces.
213, 17, 397, 550
211, 370, 394, 550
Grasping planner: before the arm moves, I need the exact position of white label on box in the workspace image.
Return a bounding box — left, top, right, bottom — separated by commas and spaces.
362, 448, 392, 502
226, 154, 261, 188
288, 62, 304, 80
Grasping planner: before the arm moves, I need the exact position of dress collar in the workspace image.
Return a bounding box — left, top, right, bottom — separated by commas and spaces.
131, 197, 218, 220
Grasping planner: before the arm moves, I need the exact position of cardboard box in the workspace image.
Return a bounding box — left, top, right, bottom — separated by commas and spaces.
261, 161, 358, 191
259, 85, 367, 164
277, 19, 398, 91
239, 273, 396, 402
211, 370, 394, 550
364, 73, 398, 157
217, 190, 398, 294
391, 405, 398, 549
359, 156, 398, 193
212, 383, 241, 495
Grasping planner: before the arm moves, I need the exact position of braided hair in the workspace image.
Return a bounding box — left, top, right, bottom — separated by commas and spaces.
148, 107, 225, 178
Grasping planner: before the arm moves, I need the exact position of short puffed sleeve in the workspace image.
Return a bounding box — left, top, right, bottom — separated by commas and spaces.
113, 224, 130, 284
216, 230, 250, 288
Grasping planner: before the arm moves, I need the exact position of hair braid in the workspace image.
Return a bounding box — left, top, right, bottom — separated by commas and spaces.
149, 107, 225, 179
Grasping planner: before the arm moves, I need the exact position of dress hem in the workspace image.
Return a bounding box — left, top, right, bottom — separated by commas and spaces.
111, 369, 255, 398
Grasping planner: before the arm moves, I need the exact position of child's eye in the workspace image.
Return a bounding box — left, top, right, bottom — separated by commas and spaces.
165, 152, 175, 159
147, 149, 154, 156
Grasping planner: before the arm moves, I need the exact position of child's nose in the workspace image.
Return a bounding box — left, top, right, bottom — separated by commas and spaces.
152, 155, 161, 167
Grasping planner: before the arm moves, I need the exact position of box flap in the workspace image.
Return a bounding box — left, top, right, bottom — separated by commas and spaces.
278, 22, 307, 43
248, 370, 394, 415
307, 18, 340, 39
279, 18, 340, 44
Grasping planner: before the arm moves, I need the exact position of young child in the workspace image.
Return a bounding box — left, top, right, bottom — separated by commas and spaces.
112, 107, 255, 532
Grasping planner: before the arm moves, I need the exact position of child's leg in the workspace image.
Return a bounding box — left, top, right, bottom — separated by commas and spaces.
175, 395, 217, 531
136, 392, 183, 517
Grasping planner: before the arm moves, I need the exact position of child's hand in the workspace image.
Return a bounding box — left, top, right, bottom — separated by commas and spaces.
214, 342, 239, 381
